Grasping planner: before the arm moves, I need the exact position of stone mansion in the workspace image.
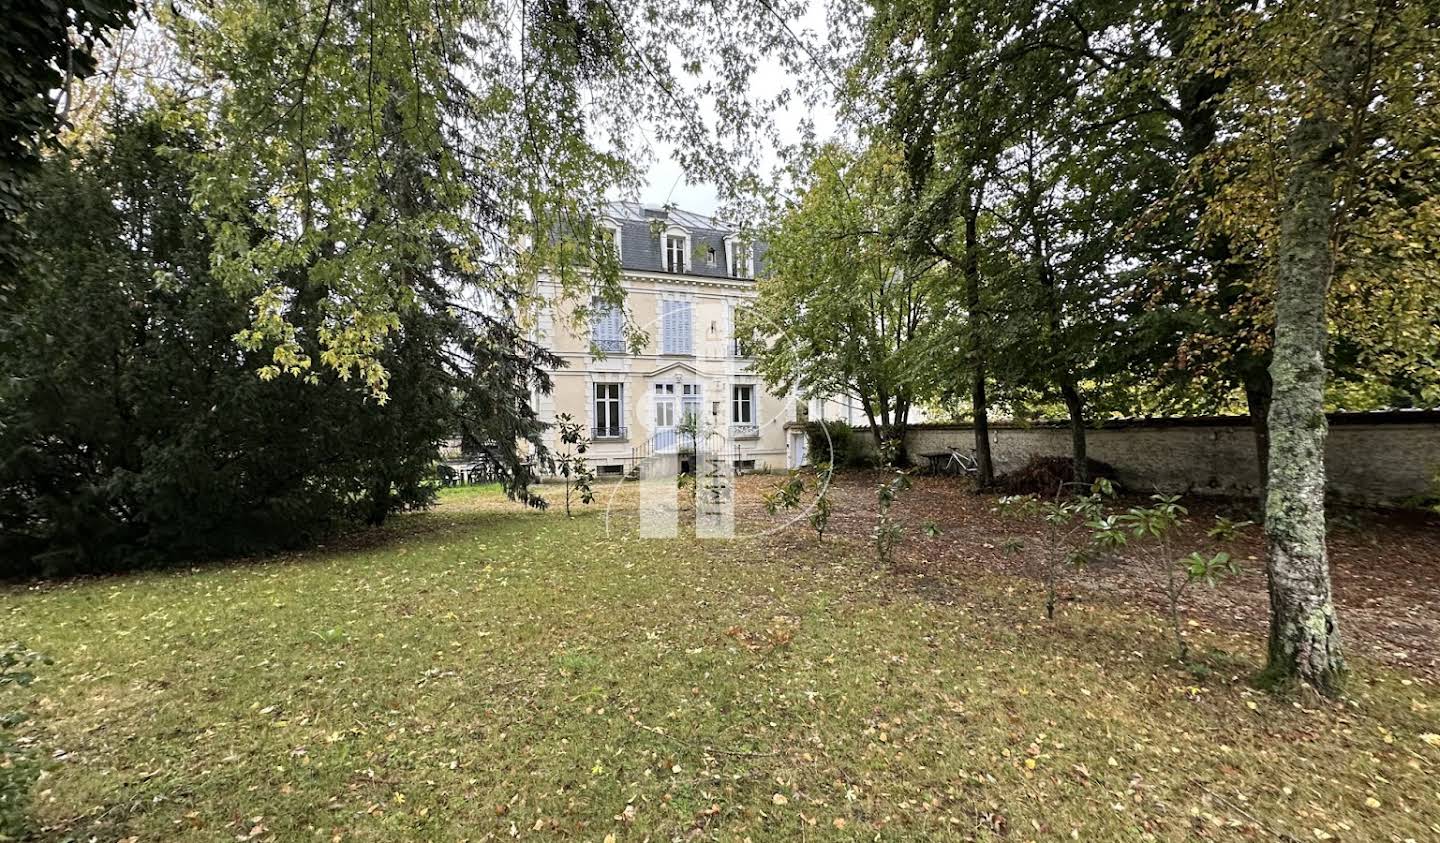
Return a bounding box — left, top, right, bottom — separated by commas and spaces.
530, 203, 799, 478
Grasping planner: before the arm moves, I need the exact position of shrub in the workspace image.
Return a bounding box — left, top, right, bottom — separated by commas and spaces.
810, 462, 835, 540
873, 469, 912, 566
998, 478, 1117, 619
806, 420, 868, 469
0, 108, 554, 577
553, 414, 595, 517
1090, 499, 1251, 662
762, 462, 834, 541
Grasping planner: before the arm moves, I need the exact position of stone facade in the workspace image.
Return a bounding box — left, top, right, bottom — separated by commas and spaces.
532, 204, 791, 478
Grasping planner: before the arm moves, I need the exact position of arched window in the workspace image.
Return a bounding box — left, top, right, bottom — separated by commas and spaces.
663, 226, 690, 273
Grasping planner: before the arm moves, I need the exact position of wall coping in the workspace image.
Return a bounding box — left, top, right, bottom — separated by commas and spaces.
793, 409, 1440, 433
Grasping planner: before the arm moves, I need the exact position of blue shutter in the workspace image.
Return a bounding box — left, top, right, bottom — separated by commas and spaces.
602, 305, 621, 347
662, 301, 693, 355
592, 301, 624, 351
677, 302, 692, 354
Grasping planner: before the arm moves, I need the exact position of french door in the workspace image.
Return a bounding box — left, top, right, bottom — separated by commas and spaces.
653, 382, 703, 451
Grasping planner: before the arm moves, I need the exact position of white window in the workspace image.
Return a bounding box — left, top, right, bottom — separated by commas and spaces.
681, 383, 703, 426
593, 383, 623, 437
602, 222, 622, 260
661, 300, 693, 355
732, 385, 755, 424
705, 247, 716, 267
728, 240, 752, 279
665, 235, 686, 273
589, 298, 625, 354
654, 383, 676, 427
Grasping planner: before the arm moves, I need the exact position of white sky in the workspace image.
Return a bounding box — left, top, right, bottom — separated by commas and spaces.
629, 1, 837, 216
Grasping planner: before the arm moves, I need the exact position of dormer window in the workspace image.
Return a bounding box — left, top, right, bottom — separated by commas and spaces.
663, 227, 690, 273
726, 237, 753, 279
602, 221, 622, 260
705, 246, 716, 267
665, 235, 685, 272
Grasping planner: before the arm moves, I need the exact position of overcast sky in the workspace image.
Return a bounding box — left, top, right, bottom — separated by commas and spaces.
628, 2, 837, 216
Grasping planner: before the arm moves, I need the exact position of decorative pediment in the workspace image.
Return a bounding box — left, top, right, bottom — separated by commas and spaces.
646, 360, 702, 380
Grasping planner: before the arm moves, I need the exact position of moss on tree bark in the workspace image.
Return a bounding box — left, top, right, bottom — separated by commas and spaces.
1262, 90, 1346, 697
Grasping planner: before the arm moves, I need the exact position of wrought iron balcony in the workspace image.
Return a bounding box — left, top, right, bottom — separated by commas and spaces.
729, 423, 760, 439
591, 337, 626, 354
591, 425, 627, 440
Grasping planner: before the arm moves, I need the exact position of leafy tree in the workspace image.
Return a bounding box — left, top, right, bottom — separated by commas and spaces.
852, 0, 1172, 484
164, 0, 803, 396
743, 144, 948, 462
0, 0, 135, 274
0, 106, 555, 576
1191, 0, 1440, 694
852, 0, 1016, 485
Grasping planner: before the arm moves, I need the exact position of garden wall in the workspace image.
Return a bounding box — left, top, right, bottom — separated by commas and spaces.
850, 411, 1440, 506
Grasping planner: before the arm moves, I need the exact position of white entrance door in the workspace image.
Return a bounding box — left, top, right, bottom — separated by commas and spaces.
653, 383, 676, 450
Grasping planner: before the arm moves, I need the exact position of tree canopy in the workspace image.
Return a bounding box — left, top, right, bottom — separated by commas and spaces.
741, 143, 950, 457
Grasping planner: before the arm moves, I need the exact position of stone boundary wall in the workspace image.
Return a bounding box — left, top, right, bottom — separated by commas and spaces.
844, 411, 1440, 506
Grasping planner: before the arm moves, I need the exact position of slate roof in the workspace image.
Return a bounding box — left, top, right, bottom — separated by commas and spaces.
603, 201, 765, 281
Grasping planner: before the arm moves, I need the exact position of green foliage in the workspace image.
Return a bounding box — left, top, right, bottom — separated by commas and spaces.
872, 470, 912, 566
762, 472, 806, 517
810, 463, 835, 541
553, 415, 595, 517
998, 478, 1116, 619
0, 0, 135, 273
162, 0, 798, 397
1097, 495, 1250, 662
805, 420, 864, 470
1187, 0, 1440, 411
0, 643, 48, 840
0, 108, 555, 576
741, 144, 946, 458
763, 463, 833, 542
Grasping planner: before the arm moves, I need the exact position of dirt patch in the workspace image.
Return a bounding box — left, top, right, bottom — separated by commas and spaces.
729, 470, 1440, 682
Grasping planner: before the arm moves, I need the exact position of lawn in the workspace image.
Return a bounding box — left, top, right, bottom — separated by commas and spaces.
3, 482, 1438, 841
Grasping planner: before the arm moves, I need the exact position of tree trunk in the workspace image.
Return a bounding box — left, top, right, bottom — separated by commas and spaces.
1060, 381, 1087, 486
892, 396, 912, 467
1244, 367, 1273, 506
367, 478, 392, 526
962, 190, 995, 486
860, 398, 884, 457
1263, 89, 1345, 696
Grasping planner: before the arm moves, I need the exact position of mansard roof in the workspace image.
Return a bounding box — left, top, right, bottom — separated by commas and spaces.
602, 201, 765, 281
